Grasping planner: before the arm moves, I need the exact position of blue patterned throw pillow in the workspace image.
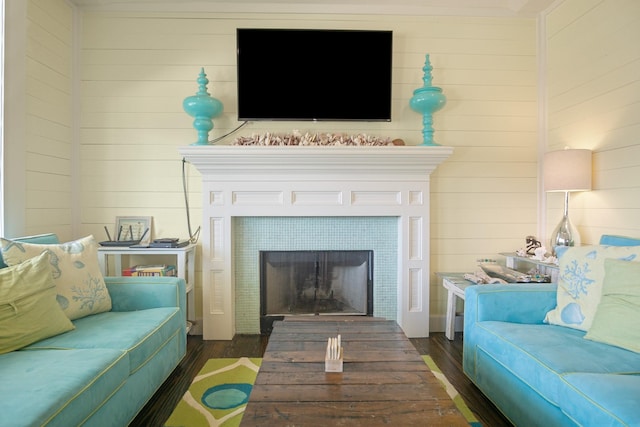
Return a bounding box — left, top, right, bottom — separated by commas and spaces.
544, 244, 640, 331
0, 235, 112, 320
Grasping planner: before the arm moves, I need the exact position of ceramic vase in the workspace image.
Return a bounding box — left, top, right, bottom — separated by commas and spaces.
410, 54, 447, 146
183, 68, 223, 145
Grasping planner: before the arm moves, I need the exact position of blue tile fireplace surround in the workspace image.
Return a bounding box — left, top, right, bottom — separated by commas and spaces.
234, 216, 397, 334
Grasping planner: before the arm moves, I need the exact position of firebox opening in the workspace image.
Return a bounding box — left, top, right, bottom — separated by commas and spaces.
259, 250, 373, 334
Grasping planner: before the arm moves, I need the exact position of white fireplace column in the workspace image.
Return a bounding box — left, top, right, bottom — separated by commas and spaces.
179, 145, 453, 340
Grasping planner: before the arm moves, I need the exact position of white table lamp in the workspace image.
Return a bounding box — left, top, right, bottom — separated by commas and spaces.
544, 148, 592, 251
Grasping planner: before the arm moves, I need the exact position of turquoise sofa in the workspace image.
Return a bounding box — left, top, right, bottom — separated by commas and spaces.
0, 234, 187, 427
463, 235, 640, 426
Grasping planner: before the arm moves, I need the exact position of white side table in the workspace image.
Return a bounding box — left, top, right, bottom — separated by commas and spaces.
97, 244, 196, 328
438, 273, 474, 340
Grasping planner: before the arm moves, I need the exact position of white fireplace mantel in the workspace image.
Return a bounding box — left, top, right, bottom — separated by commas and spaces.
179, 145, 453, 339
181, 145, 453, 178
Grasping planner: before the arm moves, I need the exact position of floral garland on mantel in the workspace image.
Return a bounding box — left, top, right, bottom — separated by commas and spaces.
233, 130, 404, 146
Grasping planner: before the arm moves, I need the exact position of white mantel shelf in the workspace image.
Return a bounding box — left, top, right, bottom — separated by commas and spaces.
180, 144, 454, 340
179, 145, 454, 179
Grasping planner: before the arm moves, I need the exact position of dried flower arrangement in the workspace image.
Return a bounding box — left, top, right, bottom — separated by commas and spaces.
233, 130, 403, 146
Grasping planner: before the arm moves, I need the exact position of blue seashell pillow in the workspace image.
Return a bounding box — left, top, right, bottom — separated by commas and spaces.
544, 244, 640, 331
0, 235, 112, 320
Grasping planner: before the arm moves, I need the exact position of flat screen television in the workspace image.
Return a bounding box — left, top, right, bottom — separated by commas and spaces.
236, 28, 393, 122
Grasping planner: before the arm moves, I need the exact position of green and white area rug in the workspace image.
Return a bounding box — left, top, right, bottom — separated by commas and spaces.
165, 356, 480, 427
422, 355, 481, 427
165, 357, 262, 427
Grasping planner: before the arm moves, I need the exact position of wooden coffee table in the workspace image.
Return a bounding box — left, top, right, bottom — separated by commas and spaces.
240, 316, 469, 426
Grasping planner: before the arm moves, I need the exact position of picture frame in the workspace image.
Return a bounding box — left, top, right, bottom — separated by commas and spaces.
115, 216, 152, 244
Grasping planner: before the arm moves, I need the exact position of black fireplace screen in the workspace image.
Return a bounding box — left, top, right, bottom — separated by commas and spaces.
260, 250, 373, 324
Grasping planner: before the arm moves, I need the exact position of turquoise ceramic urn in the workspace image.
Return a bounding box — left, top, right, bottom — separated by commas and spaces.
183, 68, 224, 145
410, 54, 447, 146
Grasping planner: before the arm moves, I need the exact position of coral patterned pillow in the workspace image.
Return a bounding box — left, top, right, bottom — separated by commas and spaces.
0, 235, 111, 320
544, 244, 640, 331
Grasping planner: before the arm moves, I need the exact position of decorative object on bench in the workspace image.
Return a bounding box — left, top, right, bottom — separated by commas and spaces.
325, 334, 343, 372
525, 235, 542, 255
183, 67, 224, 146
543, 148, 592, 251
409, 53, 447, 146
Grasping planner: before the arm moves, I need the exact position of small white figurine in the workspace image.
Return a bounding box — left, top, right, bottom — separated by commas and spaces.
532, 246, 547, 261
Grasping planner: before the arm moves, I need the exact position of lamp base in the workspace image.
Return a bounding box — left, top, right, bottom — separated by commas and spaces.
550, 214, 580, 253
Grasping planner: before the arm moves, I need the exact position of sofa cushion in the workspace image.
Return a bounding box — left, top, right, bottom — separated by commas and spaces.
473, 320, 640, 407
0, 251, 75, 354
585, 258, 640, 353
560, 373, 640, 427
544, 244, 640, 331
0, 233, 59, 269
0, 235, 112, 320
26, 307, 182, 375
0, 348, 129, 427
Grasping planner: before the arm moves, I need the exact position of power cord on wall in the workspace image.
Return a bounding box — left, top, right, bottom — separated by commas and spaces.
182, 158, 200, 244
208, 121, 248, 144
181, 121, 250, 243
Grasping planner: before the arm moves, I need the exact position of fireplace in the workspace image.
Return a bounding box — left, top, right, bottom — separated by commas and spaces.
260, 250, 373, 333
179, 145, 453, 339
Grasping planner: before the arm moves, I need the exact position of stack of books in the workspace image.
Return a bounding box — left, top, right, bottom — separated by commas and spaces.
122, 264, 176, 277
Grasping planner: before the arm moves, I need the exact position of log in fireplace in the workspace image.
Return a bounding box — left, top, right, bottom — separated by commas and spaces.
260, 250, 373, 333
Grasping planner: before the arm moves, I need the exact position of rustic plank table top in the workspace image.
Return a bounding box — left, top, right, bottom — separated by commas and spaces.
240, 316, 469, 426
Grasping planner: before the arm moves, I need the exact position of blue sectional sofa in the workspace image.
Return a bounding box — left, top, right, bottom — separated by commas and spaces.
0, 234, 187, 427
463, 235, 640, 426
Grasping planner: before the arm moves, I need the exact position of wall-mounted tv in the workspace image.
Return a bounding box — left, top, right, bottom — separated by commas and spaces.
236, 28, 393, 122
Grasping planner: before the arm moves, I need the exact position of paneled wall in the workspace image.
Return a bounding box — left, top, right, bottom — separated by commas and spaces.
3, 0, 73, 239
5, 0, 637, 331
545, 0, 640, 243
77, 11, 538, 327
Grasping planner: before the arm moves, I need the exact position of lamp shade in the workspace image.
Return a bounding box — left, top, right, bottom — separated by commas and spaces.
543, 149, 592, 192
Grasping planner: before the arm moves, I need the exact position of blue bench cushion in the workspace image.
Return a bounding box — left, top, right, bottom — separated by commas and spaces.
474, 321, 640, 409
0, 348, 128, 427
27, 307, 182, 375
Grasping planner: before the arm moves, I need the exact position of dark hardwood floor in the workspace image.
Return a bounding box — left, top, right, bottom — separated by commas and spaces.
130, 331, 512, 427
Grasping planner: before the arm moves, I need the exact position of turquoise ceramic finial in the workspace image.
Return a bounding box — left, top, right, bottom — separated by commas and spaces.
409, 54, 447, 146
183, 68, 224, 145
421, 53, 434, 86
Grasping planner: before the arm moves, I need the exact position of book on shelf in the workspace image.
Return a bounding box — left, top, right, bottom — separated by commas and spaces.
122, 265, 176, 277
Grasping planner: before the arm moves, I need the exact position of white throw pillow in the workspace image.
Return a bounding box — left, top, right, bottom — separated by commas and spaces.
0, 235, 112, 320
544, 244, 640, 331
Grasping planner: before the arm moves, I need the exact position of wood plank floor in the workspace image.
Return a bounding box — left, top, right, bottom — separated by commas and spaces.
130, 331, 513, 427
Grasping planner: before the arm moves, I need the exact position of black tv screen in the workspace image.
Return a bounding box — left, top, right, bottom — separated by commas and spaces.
236, 28, 393, 122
